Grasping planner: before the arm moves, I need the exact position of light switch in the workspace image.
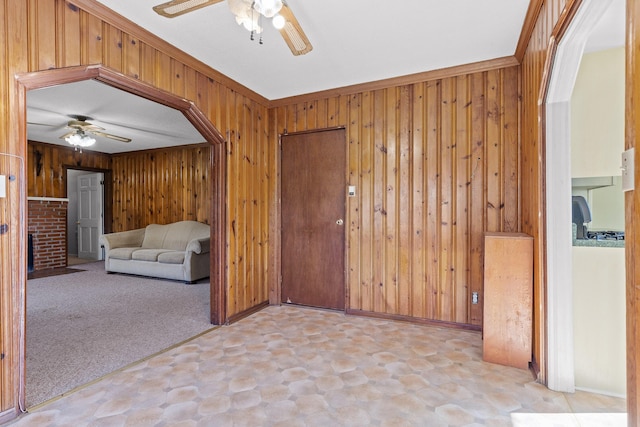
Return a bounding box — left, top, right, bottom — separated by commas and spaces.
622, 148, 635, 192
0, 175, 5, 198
348, 185, 356, 197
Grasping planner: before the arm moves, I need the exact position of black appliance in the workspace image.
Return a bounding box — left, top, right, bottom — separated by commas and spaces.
572, 196, 591, 239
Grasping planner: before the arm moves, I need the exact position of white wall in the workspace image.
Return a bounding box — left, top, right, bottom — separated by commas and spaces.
570, 46, 626, 397
571, 47, 624, 178
572, 246, 626, 397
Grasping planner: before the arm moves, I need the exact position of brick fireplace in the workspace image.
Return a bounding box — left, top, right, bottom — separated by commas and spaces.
28, 198, 67, 270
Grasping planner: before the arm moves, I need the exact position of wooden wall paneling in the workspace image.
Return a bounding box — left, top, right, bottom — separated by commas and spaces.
27, 142, 111, 199
273, 65, 520, 326
455, 75, 471, 324
237, 92, 248, 313
183, 67, 198, 107
348, 93, 363, 310
199, 146, 209, 221
56, 1, 81, 68
372, 90, 386, 313
154, 51, 172, 93
315, 99, 328, 129
171, 59, 186, 98
122, 33, 140, 80
1, 0, 28, 416
138, 42, 157, 86
469, 72, 486, 326
268, 107, 281, 306
294, 102, 307, 131
425, 80, 440, 321
80, 12, 104, 66
439, 77, 454, 322
0, 154, 25, 418
104, 24, 123, 73
503, 66, 521, 232
29, 0, 56, 71
485, 69, 503, 233
226, 91, 239, 315
397, 85, 411, 316
410, 82, 426, 318
245, 97, 255, 308
260, 100, 270, 306
363, 91, 377, 312
384, 87, 398, 314
306, 100, 318, 130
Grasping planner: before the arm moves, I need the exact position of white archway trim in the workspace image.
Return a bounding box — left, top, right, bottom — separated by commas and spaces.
545, 0, 613, 392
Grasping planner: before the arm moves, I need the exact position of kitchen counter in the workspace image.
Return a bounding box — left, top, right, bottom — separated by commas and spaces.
572, 224, 624, 248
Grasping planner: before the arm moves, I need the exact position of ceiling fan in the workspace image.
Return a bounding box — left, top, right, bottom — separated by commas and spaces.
59, 115, 131, 151
152, 0, 313, 56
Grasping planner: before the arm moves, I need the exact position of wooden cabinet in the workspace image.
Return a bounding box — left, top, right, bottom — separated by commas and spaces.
483, 232, 533, 369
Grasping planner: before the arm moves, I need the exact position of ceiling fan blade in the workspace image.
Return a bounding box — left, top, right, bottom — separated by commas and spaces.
89, 130, 132, 143
277, 2, 313, 56
59, 131, 75, 140
153, 0, 224, 18
27, 121, 56, 127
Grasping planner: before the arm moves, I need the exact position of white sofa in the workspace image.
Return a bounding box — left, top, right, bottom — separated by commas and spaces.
100, 220, 210, 283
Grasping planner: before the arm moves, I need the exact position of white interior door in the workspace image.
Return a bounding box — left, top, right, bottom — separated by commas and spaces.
77, 172, 104, 260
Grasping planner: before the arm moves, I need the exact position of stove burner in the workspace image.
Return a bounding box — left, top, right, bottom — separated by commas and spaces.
586, 230, 625, 241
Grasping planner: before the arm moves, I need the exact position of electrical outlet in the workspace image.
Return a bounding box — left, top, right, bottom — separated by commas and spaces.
472, 292, 479, 305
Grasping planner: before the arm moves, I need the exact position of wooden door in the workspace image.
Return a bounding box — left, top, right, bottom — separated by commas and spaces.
77, 172, 103, 260
281, 128, 346, 310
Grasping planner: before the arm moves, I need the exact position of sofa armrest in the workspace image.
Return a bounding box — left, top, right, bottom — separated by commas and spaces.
186, 237, 210, 254
100, 228, 146, 251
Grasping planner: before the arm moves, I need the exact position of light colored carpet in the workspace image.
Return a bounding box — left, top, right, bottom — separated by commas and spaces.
26, 261, 214, 407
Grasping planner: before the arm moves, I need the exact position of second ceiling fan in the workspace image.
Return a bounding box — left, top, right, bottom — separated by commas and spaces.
153, 0, 313, 56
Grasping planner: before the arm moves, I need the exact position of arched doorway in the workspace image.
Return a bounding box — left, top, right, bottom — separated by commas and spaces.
14, 64, 227, 409
542, 0, 619, 392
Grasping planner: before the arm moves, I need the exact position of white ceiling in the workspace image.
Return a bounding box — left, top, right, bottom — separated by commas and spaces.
27, 80, 206, 154
96, 0, 531, 100
27, 0, 625, 154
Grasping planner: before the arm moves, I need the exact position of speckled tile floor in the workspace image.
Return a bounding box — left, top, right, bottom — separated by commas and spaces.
8, 305, 626, 426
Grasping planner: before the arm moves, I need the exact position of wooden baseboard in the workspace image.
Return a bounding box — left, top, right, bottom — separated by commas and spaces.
346, 309, 482, 332
226, 301, 270, 325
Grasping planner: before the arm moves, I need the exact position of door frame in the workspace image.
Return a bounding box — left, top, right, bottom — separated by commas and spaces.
540, 0, 616, 392
65, 166, 111, 262
14, 64, 228, 410
273, 126, 348, 309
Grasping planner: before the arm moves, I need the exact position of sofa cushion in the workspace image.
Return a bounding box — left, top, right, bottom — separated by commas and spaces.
132, 249, 173, 262
109, 247, 139, 261
157, 251, 186, 265
141, 221, 210, 251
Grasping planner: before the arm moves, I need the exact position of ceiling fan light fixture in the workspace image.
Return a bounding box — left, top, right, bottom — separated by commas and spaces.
272, 13, 285, 30
65, 132, 96, 149
253, 0, 283, 18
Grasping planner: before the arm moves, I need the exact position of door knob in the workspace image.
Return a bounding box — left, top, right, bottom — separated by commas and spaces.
336, 219, 344, 225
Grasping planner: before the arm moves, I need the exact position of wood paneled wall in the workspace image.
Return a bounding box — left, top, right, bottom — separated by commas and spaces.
110, 144, 210, 230
1, 0, 272, 417
272, 66, 521, 326
17, 0, 271, 321
520, 0, 569, 384
27, 140, 212, 231
27, 141, 111, 198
